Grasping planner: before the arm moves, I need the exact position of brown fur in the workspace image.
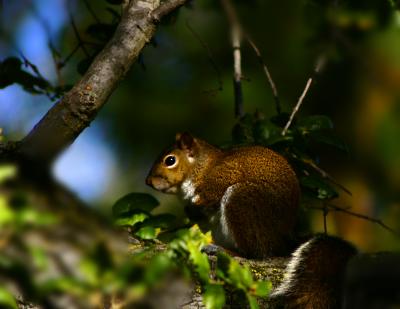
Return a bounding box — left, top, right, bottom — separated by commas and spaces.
271, 235, 358, 309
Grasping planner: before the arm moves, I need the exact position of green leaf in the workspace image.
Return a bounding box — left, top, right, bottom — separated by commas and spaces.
0, 287, 17, 309
297, 115, 334, 132
0, 197, 14, 226
112, 193, 159, 218
216, 252, 231, 280
300, 175, 339, 200
252, 281, 272, 297
247, 294, 259, 309
144, 254, 173, 285
135, 214, 176, 229
187, 242, 210, 283
0, 165, 16, 183
216, 252, 253, 290
228, 260, 254, 289
114, 212, 149, 227
39, 277, 87, 295
309, 131, 349, 152
17, 209, 57, 226
203, 284, 226, 309
270, 112, 290, 128
135, 226, 157, 240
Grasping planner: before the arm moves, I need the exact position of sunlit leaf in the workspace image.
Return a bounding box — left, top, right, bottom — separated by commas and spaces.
227, 260, 253, 289
247, 294, 259, 309
0, 197, 14, 226
39, 278, 87, 295
135, 214, 176, 230
252, 281, 272, 297
30, 247, 49, 271
216, 252, 253, 290
203, 284, 226, 309
0, 287, 17, 309
135, 226, 157, 240
0, 165, 16, 183
17, 209, 57, 226
115, 212, 149, 227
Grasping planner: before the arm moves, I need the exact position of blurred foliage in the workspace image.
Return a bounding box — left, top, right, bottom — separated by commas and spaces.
0, 168, 271, 308
0, 57, 69, 100
231, 111, 347, 203
112, 192, 272, 308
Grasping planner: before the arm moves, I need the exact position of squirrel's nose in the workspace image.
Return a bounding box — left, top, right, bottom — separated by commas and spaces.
145, 176, 152, 186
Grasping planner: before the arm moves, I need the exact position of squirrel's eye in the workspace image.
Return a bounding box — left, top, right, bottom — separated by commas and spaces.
164, 155, 176, 167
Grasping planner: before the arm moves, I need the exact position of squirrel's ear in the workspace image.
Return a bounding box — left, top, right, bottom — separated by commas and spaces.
176, 132, 194, 151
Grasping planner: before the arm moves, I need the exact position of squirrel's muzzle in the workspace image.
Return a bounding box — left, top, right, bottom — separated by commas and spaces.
146, 175, 171, 192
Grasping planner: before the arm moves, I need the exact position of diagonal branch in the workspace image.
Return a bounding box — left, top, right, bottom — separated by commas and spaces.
16, 0, 189, 164
220, 0, 280, 116
282, 55, 326, 136
307, 203, 399, 237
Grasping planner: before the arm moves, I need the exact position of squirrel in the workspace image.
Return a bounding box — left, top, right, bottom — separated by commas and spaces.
146, 132, 358, 308
146, 132, 300, 257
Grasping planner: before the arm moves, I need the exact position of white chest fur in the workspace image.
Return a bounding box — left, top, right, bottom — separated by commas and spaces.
181, 179, 200, 204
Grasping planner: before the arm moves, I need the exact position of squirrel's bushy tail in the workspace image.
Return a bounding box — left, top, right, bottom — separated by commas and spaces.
270, 234, 357, 309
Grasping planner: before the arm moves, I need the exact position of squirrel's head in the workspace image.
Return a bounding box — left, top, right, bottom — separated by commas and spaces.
146, 132, 200, 194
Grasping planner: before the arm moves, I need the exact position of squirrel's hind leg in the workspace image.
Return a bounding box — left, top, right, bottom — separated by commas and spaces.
218, 182, 288, 258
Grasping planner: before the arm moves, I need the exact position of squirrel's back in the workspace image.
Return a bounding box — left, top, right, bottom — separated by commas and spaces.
200, 145, 300, 257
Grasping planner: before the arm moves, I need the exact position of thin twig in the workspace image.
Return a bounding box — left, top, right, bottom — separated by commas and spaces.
58, 44, 81, 69
220, 0, 280, 114
323, 202, 328, 234
221, 0, 244, 118
301, 157, 352, 196
245, 34, 281, 114
82, 0, 101, 23
282, 55, 326, 136
185, 20, 223, 94
307, 204, 399, 237
232, 23, 243, 118
68, 8, 90, 57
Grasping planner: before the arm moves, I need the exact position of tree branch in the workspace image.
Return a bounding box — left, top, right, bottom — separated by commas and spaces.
282, 55, 326, 136
151, 0, 188, 23
221, 0, 244, 118
17, 0, 188, 164
307, 203, 399, 237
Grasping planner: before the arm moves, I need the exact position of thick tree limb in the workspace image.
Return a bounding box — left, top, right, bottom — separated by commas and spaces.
17, 0, 188, 164
151, 0, 188, 23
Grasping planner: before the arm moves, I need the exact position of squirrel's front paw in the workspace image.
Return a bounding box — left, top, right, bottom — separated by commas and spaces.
201, 244, 223, 256
201, 244, 224, 255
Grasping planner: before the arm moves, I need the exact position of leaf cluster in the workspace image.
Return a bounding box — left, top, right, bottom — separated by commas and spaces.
111, 193, 272, 309
232, 111, 348, 202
